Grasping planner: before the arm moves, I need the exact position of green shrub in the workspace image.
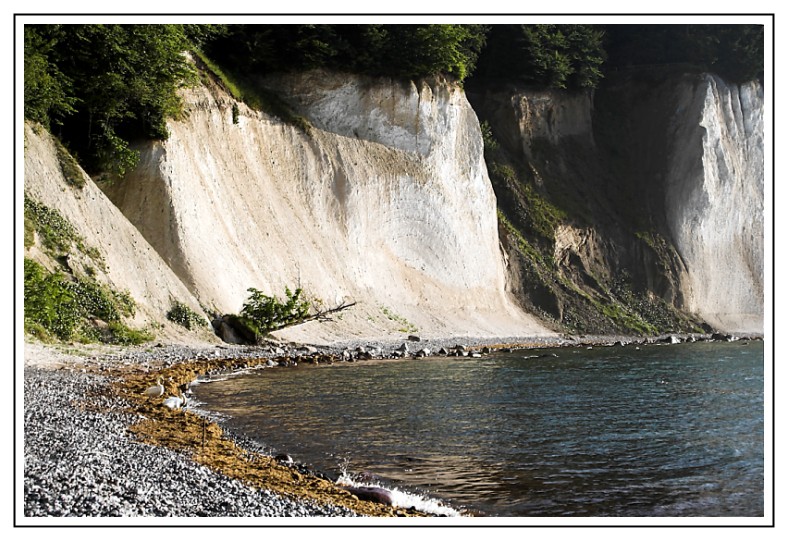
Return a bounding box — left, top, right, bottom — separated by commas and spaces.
91, 125, 141, 181
65, 280, 135, 323
231, 102, 239, 125
24, 257, 147, 344
380, 306, 418, 334
24, 259, 80, 340
167, 301, 205, 330
24, 215, 36, 249
240, 287, 310, 335
24, 195, 106, 270
25, 321, 55, 342
24, 195, 79, 255
480, 120, 499, 154
112, 289, 137, 318
70, 279, 118, 322
105, 322, 154, 345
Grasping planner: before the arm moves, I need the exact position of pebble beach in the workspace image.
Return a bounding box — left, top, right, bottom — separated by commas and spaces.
22, 357, 358, 518
20, 338, 526, 520
20, 332, 733, 521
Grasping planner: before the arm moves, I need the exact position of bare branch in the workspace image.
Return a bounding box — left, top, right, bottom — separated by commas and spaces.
268, 301, 357, 332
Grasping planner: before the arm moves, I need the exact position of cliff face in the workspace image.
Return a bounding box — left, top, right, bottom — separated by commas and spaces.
23, 66, 763, 345
100, 69, 551, 343
23, 124, 215, 343
665, 75, 764, 333
470, 71, 764, 335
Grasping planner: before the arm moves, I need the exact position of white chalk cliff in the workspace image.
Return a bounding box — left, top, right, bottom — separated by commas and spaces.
23, 67, 764, 343
99, 70, 551, 343
471, 72, 764, 335
665, 75, 764, 333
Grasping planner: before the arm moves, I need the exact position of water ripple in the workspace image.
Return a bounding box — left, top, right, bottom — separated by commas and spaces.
194, 341, 764, 517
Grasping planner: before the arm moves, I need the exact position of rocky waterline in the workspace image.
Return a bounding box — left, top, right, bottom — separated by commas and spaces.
21, 332, 760, 519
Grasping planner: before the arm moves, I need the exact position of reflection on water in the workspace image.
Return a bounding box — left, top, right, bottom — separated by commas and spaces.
192, 341, 764, 517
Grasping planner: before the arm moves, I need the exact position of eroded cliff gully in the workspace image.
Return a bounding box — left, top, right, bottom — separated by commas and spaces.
468, 69, 763, 335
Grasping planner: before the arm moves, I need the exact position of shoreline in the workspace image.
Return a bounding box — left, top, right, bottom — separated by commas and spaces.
20, 331, 763, 520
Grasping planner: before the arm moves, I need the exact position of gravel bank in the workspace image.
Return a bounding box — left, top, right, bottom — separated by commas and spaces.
23, 363, 358, 517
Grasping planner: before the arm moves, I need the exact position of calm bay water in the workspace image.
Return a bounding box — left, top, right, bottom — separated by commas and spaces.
192, 341, 764, 517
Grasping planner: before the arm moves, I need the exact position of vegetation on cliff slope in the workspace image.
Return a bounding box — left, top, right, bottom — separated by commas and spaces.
24, 257, 151, 344
24, 192, 153, 344
483, 124, 706, 336
191, 49, 312, 133
166, 300, 207, 331
24, 24, 205, 178
466, 22, 762, 335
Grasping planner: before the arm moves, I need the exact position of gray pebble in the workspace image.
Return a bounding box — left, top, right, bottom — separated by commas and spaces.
23, 367, 357, 517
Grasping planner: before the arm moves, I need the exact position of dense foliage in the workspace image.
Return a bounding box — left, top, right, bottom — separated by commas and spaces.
25, 194, 104, 266
239, 287, 311, 336
24, 22, 764, 178
24, 258, 80, 340
24, 24, 197, 177
24, 194, 153, 343
24, 258, 150, 344
604, 24, 764, 83
473, 24, 606, 89
24, 27, 75, 128
166, 300, 206, 330
24, 195, 81, 255
204, 24, 489, 83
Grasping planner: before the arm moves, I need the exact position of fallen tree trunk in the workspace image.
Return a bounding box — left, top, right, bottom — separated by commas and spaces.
213, 301, 357, 345
268, 301, 357, 332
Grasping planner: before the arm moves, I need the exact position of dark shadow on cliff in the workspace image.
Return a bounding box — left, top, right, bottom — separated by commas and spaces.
466, 69, 711, 336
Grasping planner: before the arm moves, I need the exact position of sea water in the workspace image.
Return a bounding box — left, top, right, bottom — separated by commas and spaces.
191, 341, 764, 517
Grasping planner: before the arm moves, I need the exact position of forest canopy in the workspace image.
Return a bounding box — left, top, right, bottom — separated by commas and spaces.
472, 25, 607, 89
203, 24, 489, 82
24, 24, 202, 177
24, 22, 764, 177
603, 24, 764, 84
